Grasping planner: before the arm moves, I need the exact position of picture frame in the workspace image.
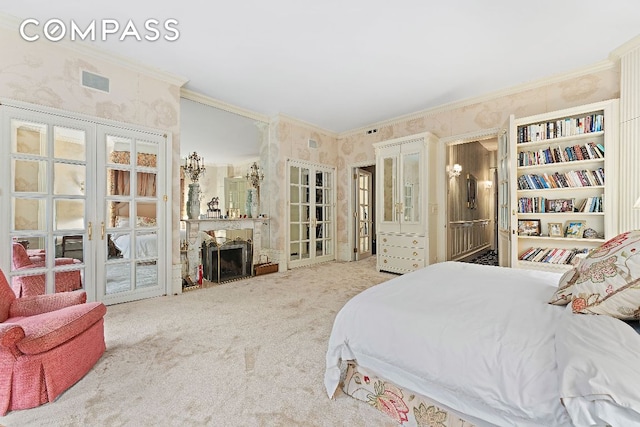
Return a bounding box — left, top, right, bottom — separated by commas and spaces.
467, 174, 477, 209
546, 198, 574, 213
518, 219, 541, 236
564, 220, 585, 238
548, 222, 564, 237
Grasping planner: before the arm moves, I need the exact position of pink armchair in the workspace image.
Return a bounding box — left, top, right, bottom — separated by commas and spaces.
0, 268, 106, 414
11, 243, 83, 297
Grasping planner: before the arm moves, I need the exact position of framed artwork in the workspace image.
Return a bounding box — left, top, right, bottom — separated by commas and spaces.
565, 220, 585, 238
546, 198, 574, 213
518, 219, 541, 236
548, 222, 563, 237
467, 174, 477, 209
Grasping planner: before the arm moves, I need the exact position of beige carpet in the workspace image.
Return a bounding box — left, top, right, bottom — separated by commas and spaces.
1, 257, 400, 427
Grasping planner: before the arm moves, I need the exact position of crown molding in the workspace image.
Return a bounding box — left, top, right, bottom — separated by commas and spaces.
440, 127, 501, 147
609, 34, 640, 60
0, 13, 188, 87
180, 88, 269, 123
338, 59, 616, 139
273, 113, 338, 139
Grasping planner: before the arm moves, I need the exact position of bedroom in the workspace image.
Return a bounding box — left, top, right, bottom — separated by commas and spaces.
1, 2, 640, 425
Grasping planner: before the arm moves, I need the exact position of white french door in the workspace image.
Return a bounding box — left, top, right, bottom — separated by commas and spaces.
1, 102, 168, 304
2, 106, 95, 299
354, 168, 373, 260
497, 122, 512, 267
98, 125, 166, 305
287, 160, 336, 269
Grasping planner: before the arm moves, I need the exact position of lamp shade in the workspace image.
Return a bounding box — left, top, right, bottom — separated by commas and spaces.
634, 197, 640, 209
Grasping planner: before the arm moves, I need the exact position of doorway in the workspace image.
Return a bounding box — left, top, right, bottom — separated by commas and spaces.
444, 136, 498, 262
352, 165, 376, 261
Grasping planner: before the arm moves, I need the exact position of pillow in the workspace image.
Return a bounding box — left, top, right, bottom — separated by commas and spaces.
571, 231, 640, 319
548, 254, 586, 306
136, 216, 157, 227
115, 216, 130, 228
549, 267, 581, 305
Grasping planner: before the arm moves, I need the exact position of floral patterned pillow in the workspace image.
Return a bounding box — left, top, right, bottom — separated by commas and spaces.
549, 267, 581, 305
136, 216, 157, 227
571, 231, 640, 319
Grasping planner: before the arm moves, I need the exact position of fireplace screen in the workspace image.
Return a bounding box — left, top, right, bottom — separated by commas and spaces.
202, 238, 252, 283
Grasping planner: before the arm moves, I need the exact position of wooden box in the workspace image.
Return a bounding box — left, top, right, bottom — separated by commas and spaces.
254, 262, 278, 276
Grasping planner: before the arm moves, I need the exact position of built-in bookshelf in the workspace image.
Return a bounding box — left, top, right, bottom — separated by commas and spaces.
509, 100, 618, 272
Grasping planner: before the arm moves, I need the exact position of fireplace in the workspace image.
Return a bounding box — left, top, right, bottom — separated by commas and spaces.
202, 239, 252, 283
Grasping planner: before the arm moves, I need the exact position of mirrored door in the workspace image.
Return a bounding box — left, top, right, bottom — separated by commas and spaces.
354, 168, 373, 260
3, 107, 94, 299
99, 125, 165, 304
2, 104, 168, 305
288, 161, 335, 269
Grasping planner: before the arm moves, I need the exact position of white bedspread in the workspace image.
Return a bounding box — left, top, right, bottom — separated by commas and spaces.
113, 234, 157, 259
325, 262, 640, 426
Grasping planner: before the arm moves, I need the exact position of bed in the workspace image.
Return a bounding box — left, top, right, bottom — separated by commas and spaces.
110, 214, 158, 259
325, 259, 640, 426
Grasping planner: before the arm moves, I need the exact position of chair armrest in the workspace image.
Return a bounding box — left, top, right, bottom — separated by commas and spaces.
0, 324, 25, 352
9, 290, 87, 317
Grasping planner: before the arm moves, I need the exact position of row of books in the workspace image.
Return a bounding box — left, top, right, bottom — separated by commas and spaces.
519, 247, 589, 265
517, 168, 604, 190
517, 142, 604, 167
517, 196, 603, 213
517, 113, 604, 143
577, 196, 603, 213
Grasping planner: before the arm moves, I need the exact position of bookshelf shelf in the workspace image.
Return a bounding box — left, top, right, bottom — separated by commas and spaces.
516, 130, 604, 149
509, 100, 618, 272
517, 158, 604, 171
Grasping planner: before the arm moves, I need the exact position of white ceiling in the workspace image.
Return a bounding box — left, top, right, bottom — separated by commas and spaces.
2, 1, 639, 137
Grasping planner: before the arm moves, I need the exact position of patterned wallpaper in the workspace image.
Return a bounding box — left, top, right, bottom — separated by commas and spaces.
0, 21, 623, 270
332, 68, 620, 261
0, 27, 183, 272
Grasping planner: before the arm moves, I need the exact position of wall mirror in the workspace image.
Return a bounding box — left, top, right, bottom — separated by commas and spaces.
467, 173, 477, 209
179, 96, 268, 219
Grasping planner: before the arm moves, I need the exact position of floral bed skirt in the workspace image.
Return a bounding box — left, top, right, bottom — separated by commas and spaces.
342, 362, 477, 427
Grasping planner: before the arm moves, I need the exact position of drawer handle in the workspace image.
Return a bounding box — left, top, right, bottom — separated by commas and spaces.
413, 240, 418, 245
413, 251, 418, 256
413, 263, 418, 268
383, 259, 388, 264
383, 238, 387, 243
383, 248, 388, 253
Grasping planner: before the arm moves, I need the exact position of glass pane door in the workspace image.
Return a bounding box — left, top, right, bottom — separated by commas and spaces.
498, 123, 512, 267
355, 168, 373, 260
99, 126, 165, 304
288, 161, 335, 269
6, 110, 92, 298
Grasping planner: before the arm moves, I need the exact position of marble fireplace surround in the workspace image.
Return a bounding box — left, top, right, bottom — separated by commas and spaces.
182, 218, 268, 281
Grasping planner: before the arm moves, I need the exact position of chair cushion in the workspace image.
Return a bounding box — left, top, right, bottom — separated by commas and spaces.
0, 270, 16, 323
11, 243, 33, 269
9, 302, 106, 355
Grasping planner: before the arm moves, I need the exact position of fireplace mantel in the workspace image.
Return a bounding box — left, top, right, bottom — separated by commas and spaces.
181, 218, 268, 284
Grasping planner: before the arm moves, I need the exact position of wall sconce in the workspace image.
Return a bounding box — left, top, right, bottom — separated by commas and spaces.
485, 181, 493, 190
447, 163, 462, 178
184, 151, 206, 183
246, 162, 264, 189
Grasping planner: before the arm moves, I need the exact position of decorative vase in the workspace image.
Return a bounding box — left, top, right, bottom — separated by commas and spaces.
187, 183, 201, 219
246, 188, 253, 218
250, 188, 260, 218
